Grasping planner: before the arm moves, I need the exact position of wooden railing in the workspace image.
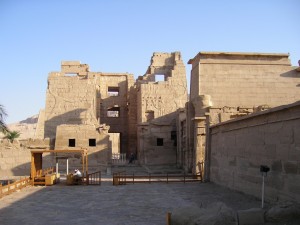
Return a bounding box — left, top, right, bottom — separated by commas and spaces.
0, 177, 31, 198
112, 172, 202, 186
113, 171, 127, 185
86, 171, 101, 185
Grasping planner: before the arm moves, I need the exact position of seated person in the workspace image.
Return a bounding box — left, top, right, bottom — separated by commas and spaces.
73, 169, 82, 184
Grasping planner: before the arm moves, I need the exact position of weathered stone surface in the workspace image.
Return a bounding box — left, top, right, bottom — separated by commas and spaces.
265, 203, 300, 223
137, 52, 187, 165
208, 101, 300, 202
171, 202, 236, 225
0, 139, 51, 176
182, 51, 300, 177
237, 208, 265, 225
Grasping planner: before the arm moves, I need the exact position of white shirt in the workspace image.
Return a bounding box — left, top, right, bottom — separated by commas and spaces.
74, 170, 82, 177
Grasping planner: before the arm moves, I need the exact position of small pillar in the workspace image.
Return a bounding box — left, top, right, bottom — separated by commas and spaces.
56, 159, 58, 174
66, 158, 69, 175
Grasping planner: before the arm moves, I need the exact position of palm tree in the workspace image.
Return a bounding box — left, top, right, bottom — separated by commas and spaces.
5, 131, 21, 143
0, 104, 9, 133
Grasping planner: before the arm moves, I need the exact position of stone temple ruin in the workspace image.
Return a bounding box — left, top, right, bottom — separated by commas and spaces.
1, 51, 300, 204
34, 52, 188, 169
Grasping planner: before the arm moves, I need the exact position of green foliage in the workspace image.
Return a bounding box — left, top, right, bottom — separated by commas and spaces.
5, 130, 21, 143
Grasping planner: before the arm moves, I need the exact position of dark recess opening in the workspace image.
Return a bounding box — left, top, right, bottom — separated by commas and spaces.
89, 139, 96, 147
69, 139, 76, 147
157, 138, 164, 146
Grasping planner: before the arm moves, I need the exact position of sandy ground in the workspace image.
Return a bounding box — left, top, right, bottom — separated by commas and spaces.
0, 176, 264, 225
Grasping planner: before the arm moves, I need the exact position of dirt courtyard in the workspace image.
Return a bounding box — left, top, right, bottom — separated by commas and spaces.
0, 178, 264, 225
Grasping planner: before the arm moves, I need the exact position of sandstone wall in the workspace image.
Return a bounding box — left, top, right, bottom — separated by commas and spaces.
185, 52, 300, 174
98, 73, 134, 156
189, 52, 300, 108
0, 139, 52, 177
44, 71, 99, 139
137, 52, 188, 165
127, 76, 138, 156
35, 109, 45, 139
208, 101, 300, 203
55, 124, 111, 171
43, 61, 136, 158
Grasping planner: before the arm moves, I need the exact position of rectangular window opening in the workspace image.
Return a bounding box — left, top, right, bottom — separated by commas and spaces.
89, 139, 96, 147
69, 139, 76, 147
171, 131, 177, 146
157, 138, 164, 146
65, 73, 79, 77
107, 106, 120, 117
171, 131, 177, 140
155, 74, 165, 82
108, 87, 120, 96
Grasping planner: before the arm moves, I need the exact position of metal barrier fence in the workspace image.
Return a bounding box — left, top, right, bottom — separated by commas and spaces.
86, 171, 101, 185
0, 177, 31, 198
112, 172, 202, 186
112, 153, 127, 165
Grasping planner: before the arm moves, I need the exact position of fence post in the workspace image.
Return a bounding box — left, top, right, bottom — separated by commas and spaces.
133, 172, 135, 184
86, 174, 89, 185
166, 212, 171, 225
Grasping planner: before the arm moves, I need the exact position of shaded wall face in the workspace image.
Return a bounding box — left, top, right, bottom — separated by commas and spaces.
138, 124, 177, 165
98, 75, 131, 155
209, 102, 300, 203
55, 125, 111, 169
127, 77, 138, 156
137, 83, 180, 164
197, 59, 300, 108
44, 74, 98, 139
0, 139, 52, 177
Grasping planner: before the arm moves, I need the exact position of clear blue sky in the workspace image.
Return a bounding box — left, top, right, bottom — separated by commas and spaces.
1, 0, 299, 123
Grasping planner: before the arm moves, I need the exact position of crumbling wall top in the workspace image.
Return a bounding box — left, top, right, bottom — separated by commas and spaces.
142, 51, 185, 82
61, 61, 90, 74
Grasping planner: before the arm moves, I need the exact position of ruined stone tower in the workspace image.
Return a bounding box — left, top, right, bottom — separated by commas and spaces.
136, 52, 188, 165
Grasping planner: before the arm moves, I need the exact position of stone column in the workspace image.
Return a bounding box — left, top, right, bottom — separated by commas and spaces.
192, 117, 206, 174
191, 95, 212, 175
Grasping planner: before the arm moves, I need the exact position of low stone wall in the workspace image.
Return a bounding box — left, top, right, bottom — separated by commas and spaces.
0, 134, 112, 177
208, 101, 300, 203
0, 139, 51, 177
